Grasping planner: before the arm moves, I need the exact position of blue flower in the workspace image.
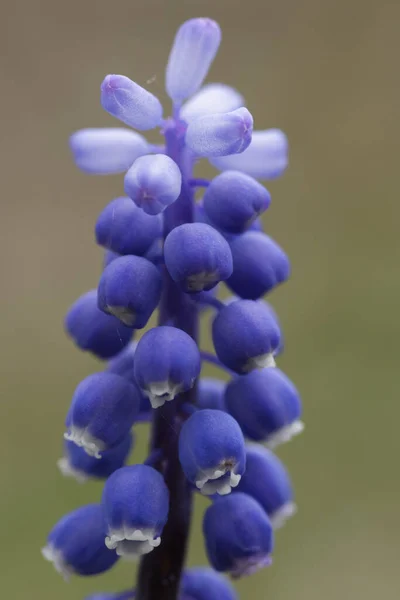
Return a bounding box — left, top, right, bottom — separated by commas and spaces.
98, 255, 162, 327
203, 171, 271, 234
95, 196, 162, 256
58, 434, 133, 483
53, 15, 299, 598
102, 465, 169, 559
197, 378, 226, 411
203, 493, 274, 577
179, 409, 246, 495
234, 445, 296, 529
124, 154, 182, 215
64, 373, 140, 457
164, 223, 233, 292
181, 567, 238, 600
133, 326, 201, 408
224, 367, 303, 447
64, 289, 133, 359
42, 504, 118, 579
212, 299, 282, 373
227, 232, 290, 300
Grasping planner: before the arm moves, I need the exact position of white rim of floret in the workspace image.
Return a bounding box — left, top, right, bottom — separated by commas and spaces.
105, 527, 161, 560
185, 270, 219, 292
41, 544, 74, 581
270, 501, 297, 530
63, 426, 106, 459
196, 464, 241, 496
57, 457, 88, 483
244, 352, 276, 372
144, 380, 184, 409
230, 552, 273, 579
105, 305, 137, 327
265, 420, 304, 449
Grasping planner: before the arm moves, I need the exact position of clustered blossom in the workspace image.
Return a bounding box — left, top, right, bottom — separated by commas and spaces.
42, 17, 303, 600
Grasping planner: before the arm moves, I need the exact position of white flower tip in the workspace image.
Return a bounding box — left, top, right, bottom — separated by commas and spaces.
271, 502, 297, 529
196, 464, 241, 495
105, 528, 161, 559
63, 427, 104, 459
244, 352, 276, 372
266, 420, 304, 449
41, 545, 73, 581
57, 457, 87, 484
145, 380, 183, 408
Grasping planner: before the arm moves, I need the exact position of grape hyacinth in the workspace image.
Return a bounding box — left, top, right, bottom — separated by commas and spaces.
43, 17, 302, 600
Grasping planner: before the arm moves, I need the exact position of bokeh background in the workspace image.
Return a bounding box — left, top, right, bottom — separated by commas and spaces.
1, 0, 399, 598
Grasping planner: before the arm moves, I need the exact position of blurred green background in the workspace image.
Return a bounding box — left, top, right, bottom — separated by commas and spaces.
1, 0, 399, 598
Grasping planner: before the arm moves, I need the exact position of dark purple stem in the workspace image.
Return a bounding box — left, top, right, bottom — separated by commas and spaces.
136, 121, 197, 600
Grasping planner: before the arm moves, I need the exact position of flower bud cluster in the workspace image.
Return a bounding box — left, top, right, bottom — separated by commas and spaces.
43, 17, 301, 600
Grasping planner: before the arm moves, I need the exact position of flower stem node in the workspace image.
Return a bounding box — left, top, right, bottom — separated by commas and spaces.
65, 289, 133, 359
234, 446, 296, 529
181, 567, 238, 600
203, 493, 274, 577
102, 465, 169, 559
101, 74, 163, 130
42, 504, 118, 579
224, 368, 303, 446
164, 223, 233, 293
98, 256, 162, 328
64, 373, 140, 458
95, 196, 162, 256
203, 171, 271, 234
210, 129, 288, 180
185, 107, 253, 157
133, 326, 201, 408
179, 409, 246, 496
227, 232, 290, 300
69, 128, 150, 175
166, 18, 222, 103
58, 434, 133, 483
124, 154, 182, 216
212, 300, 282, 373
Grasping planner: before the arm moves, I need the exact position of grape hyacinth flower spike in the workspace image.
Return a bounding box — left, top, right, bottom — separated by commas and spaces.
44, 16, 304, 600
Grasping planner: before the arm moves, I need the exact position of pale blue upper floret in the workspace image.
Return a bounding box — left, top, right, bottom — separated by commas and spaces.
164, 223, 233, 293
98, 255, 162, 327
133, 325, 201, 408
65, 289, 133, 359
224, 367, 303, 447
124, 154, 182, 216
69, 128, 150, 175
101, 74, 163, 130
180, 83, 244, 122
203, 492, 274, 577
234, 446, 296, 530
165, 18, 222, 103
42, 504, 118, 580
179, 409, 246, 496
64, 372, 140, 458
212, 299, 282, 373
102, 465, 169, 559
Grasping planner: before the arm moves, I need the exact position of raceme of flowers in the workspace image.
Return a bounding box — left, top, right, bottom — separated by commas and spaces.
42, 17, 303, 600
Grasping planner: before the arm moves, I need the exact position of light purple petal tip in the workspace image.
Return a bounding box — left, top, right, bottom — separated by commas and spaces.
101, 74, 163, 131
185, 107, 253, 158
69, 128, 150, 175
210, 129, 289, 179
166, 18, 222, 103
180, 83, 244, 123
